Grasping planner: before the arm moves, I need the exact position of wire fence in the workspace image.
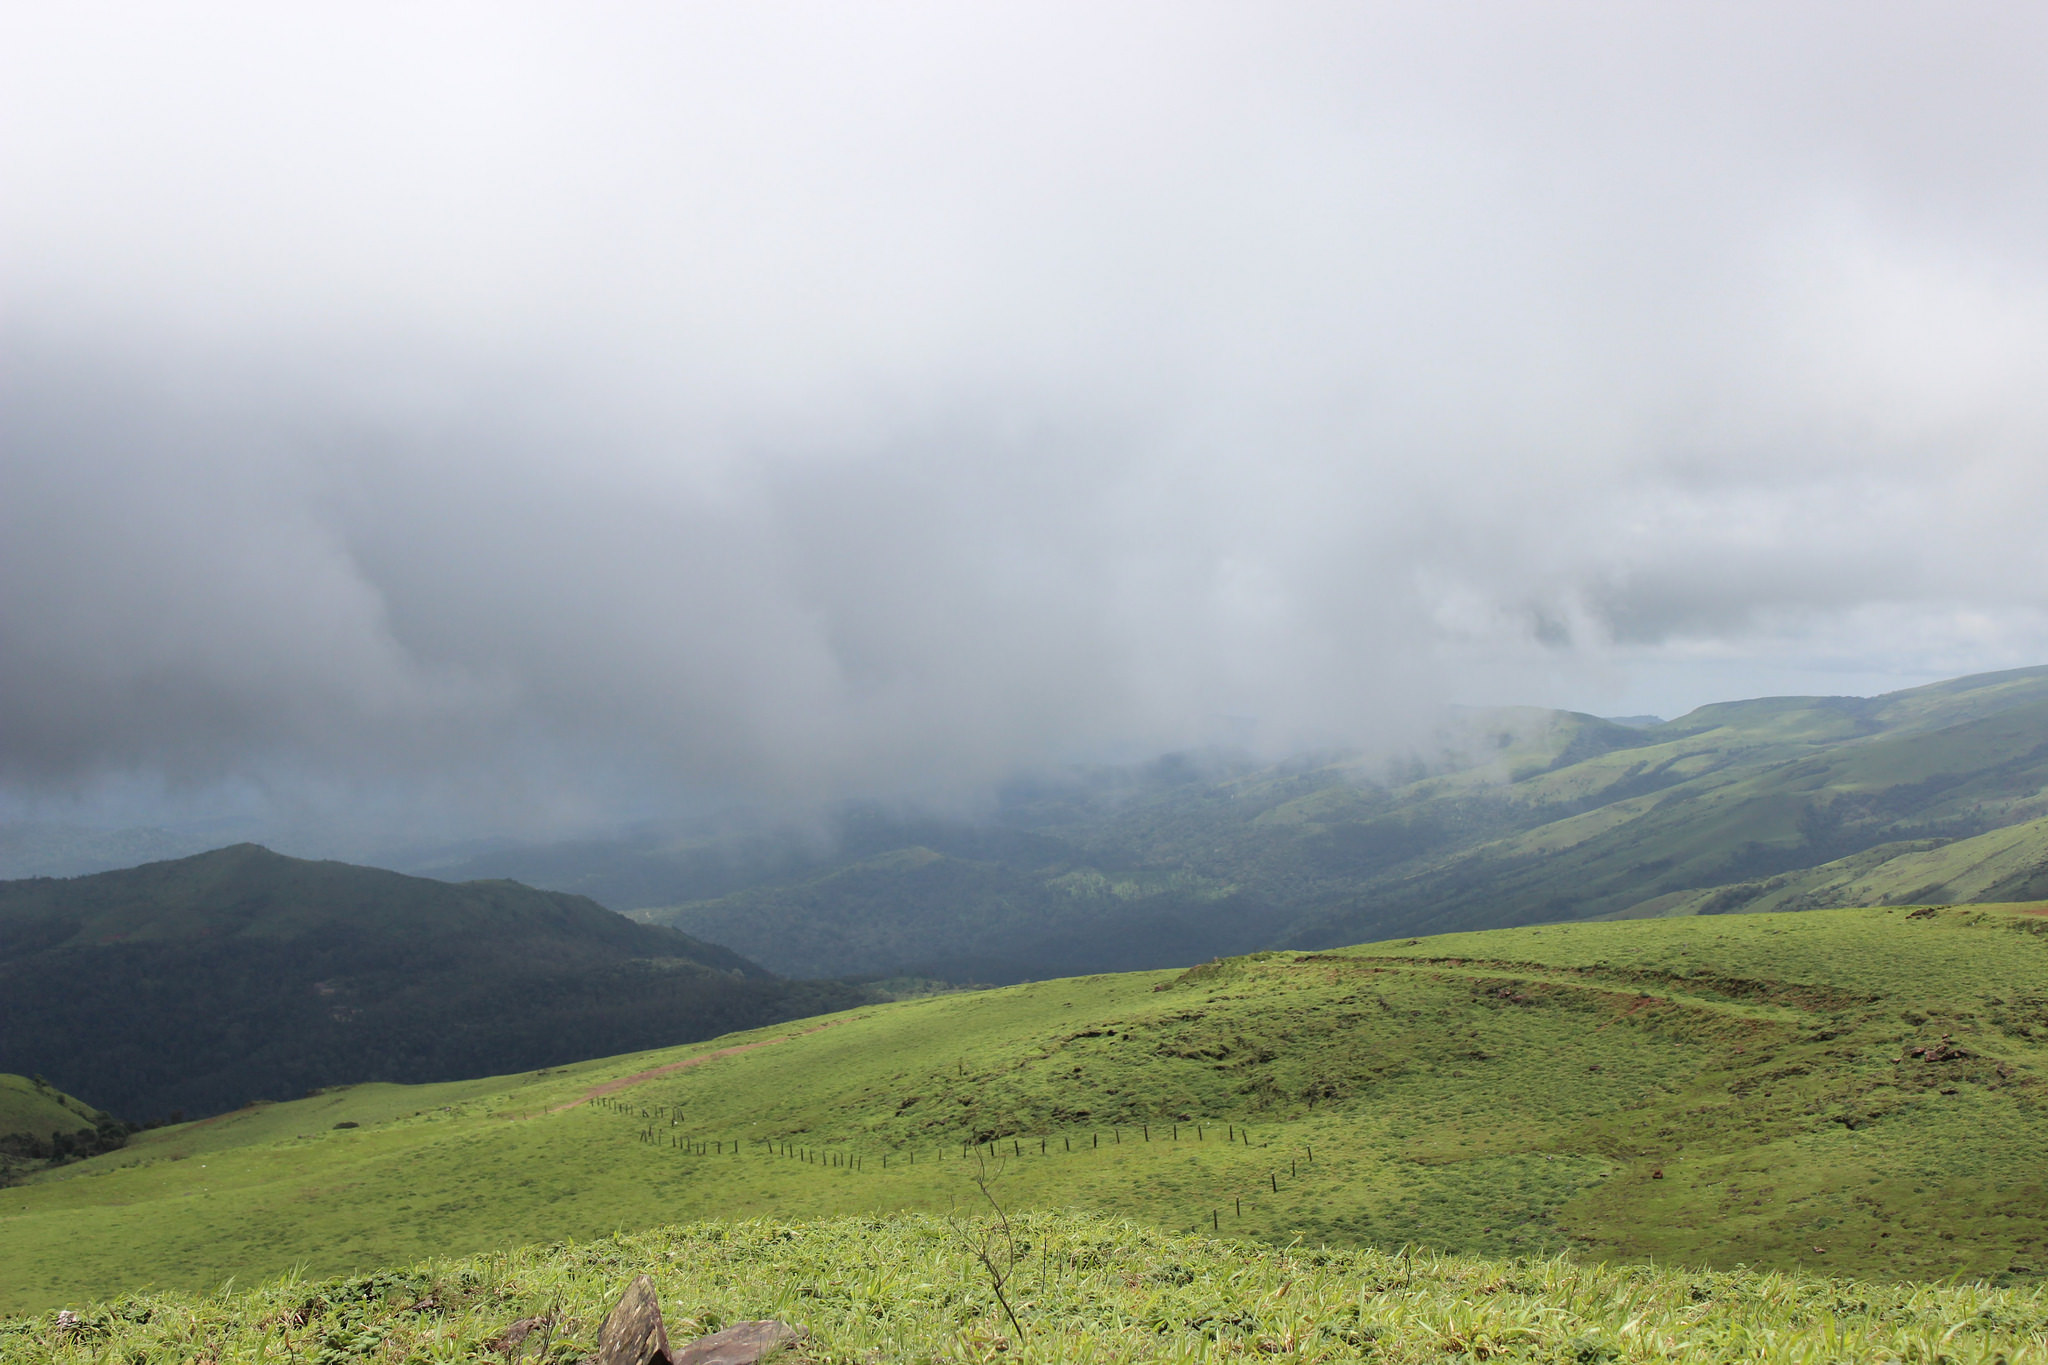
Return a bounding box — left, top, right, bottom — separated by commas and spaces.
589, 1094, 1318, 1235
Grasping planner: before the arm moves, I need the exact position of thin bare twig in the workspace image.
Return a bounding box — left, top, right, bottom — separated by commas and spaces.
952, 1153, 1027, 1349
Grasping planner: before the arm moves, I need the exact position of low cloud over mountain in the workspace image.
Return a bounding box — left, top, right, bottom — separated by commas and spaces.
6, 3, 2048, 838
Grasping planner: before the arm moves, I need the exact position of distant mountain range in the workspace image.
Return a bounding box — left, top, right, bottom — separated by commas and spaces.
415, 666, 2048, 981
0, 845, 867, 1119
12, 667, 2048, 1118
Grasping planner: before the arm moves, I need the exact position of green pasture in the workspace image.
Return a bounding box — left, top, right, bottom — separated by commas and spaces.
6, 906, 2046, 1314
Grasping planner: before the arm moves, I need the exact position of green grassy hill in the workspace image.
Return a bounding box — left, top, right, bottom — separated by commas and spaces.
537, 666, 2048, 980
0, 1075, 104, 1145
1624, 814, 2048, 917
0, 1074, 133, 1179
0, 845, 867, 1121
5, 905, 2043, 1314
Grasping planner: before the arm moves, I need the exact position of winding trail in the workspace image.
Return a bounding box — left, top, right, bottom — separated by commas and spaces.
552, 1018, 853, 1112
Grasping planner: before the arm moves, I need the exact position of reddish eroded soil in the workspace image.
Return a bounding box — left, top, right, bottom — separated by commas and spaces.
553, 1019, 851, 1111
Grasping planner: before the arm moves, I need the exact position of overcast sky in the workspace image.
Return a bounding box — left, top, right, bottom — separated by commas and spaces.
5, 2, 2048, 837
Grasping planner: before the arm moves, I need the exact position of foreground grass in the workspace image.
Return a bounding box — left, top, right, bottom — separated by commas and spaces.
5, 1212, 2045, 1365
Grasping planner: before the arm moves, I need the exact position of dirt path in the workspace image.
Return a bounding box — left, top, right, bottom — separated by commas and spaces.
179, 1105, 256, 1133
552, 1019, 851, 1112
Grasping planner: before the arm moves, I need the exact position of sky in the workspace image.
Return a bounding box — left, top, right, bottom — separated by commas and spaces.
5, 2, 2048, 841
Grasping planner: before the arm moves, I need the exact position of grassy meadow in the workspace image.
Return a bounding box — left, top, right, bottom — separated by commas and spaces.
7, 1213, 2046, 1365
5, 905, 2046, 1320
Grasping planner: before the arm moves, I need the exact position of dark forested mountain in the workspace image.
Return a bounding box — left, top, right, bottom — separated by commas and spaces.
0, 845, 866, 1120
418, 667, 2048, 981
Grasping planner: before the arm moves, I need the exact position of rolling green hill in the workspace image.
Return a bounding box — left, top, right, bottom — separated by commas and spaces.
0, 1074, 133, 1180
5, 904, 2042, 1314
0, 845, 868, 1122
1621, 814, 2048, 917
0, 1075, 103, 1144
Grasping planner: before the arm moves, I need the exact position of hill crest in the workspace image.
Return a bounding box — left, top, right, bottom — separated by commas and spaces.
0, 846, 863, 1120
4, 904, 2044, 1309
0, 843, 764, 971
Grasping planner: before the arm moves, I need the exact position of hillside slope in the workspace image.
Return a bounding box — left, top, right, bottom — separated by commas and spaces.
584, 666, 2048, 977
0, 846, 866, 1120
0, 1074, 133, 1178
5, 905, 2043, 1310
1622, 815, 2048, 917
0, 1075, 104, 1142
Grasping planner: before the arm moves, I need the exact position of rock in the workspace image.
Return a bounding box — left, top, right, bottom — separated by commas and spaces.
492, 1316, 549, 1357
585, 1275, 802, 1365
670, 1320, 806, 1365
1906, 1034, 1973, 1063
595, 1275, 670, 1365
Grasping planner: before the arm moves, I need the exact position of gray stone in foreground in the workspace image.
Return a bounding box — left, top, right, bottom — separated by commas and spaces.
670, 1319, 805, 1365
491, 1315, 549, 1357
586, 1274, 804, 1365
595, 1275, 669, 1365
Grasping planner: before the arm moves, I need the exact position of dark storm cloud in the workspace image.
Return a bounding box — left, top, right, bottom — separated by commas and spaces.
4, 2, 2048, 832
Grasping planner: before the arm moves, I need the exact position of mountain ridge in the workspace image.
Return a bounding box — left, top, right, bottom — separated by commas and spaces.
0, 845, 864, 1120
0, 842, 765, 970
602, 666, 2048, 976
